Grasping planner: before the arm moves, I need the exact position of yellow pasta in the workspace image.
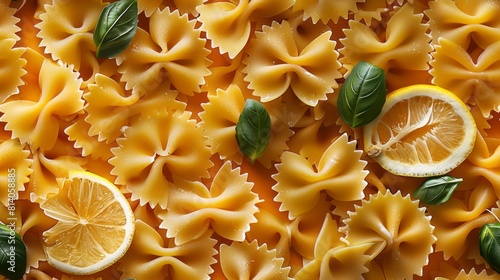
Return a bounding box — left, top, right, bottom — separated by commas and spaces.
0, 139, 30, 207
273, 133, 368, 219
5, 0, 500, 279
341, 3, 432, 89
341, 191, 436, 279
219, 239, 291, 280
426, 0, 500, 48
430, 37, 500, 118
294, 214, 372, 280
110, 109, 212, 209
0, 39, 26, 103
197, 0, 294, 59
116, 6, 210, 95
36, 0, 106, 83
118, 220, 217, 280
292, 0, 363, 24
156, 161, 261, 245
244, 19, 341, 106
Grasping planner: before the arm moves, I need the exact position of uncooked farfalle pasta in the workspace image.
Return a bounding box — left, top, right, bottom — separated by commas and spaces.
4, 0, 500, 279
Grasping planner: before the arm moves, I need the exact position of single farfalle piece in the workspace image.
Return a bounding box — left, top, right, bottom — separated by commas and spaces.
426, 0, 500, 48
197, 0, 294, 59
293, 0, 364, 24
0, 39, 26, 103
85, 74, 184, 144
118, 220, 217, 280
340, 4, 432, 86
116, 7, 211, 95
109, 109, 212, 209
219, 239, 291, 280
157, 161, 261, 245
199, 84, 246, 164
244, 20, 342, 107
430, 37, 500, 118
341, 190, 436, 280
0, 0, 21, 41
0, 139, 31, 207
36, 0, 107, 82
294, 214, 372, 280
0, 58, 84, 151
272, 133, 368, 219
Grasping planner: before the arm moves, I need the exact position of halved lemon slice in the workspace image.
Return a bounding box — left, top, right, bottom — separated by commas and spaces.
40, 170, 135, 275
363, 84, 476, 177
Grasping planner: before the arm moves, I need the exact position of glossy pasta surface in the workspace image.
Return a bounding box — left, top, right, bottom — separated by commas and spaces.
3, 0, 500, 279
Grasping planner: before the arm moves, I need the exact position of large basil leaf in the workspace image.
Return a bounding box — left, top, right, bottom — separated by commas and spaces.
235, 99, 272, 164
337, 61, 386, 128
93, 0, 138, 58
413, 175, 462, 205
0, 223, 27, 280
479, 223, 500, 273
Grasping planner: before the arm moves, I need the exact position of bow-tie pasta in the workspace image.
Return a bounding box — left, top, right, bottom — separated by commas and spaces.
109, 109, 212, 209
36, 0, 107, 83
426, 0, 500, 48
157, 161, 260, 245
0, 51, 84, 151
118, 220, 217, 280
294, 214, 372, 280
244, 20, 341, 107
430, 37, 500, 118
0, 0, 19, 40
340, 3, 432, 90
293, 0, 364, 24
341, 191, 436, 279
273, 133, 368, 219
8, 0, 500, 278
0, 138, 31, 207
197, 0, 294, 59
0, 39, 25, 103
116, 7, 210, 95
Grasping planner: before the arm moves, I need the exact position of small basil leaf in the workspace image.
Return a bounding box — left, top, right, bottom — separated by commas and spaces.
93, 0, 138, 58
0, 223, 27, 280
479, 223, 500, 273
413, 175, 462, 205
235, 99, 272, 164
337, 61, 387, 128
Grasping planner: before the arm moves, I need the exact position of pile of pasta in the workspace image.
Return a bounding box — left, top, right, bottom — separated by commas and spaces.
2, 0, 500, 279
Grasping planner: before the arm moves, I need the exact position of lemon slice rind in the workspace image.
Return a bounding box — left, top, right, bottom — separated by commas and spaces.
363, 84, 476, 177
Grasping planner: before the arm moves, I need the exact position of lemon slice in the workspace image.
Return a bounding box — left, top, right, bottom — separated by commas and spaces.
363, 84, 476, 177
40, 170, 135, 275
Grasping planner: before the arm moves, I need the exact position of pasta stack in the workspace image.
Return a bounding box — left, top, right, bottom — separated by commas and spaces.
2, 0, 500, 279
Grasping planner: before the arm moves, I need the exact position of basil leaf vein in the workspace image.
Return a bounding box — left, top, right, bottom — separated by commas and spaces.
0, 223, 27, 280
93, 0, 138, 58
337, 61, 387, 128
413, 175, 462, 205
235, 99, 272, 164
479, 223, 500, 273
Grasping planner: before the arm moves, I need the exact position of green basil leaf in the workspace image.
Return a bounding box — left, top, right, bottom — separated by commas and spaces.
0, 223, 27, 280
479, 223, 500, 273
413, 175, 462, 205
337, 61, 387, 128
235, 99, 272, 164
93, 0, 138, 58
